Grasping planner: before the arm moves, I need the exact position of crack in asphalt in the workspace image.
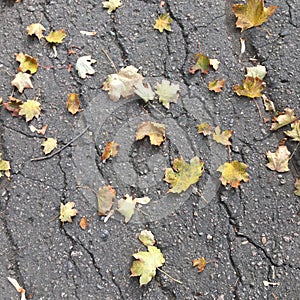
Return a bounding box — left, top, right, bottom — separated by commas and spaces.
110, 271, 125, 300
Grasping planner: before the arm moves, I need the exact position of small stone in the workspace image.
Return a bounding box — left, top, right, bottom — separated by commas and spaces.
207, 234, 213, 240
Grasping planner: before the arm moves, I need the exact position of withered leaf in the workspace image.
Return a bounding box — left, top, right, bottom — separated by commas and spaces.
134, 82, 155, 102
198, 122, 213, 136
266, 145, 290, 173
192, 257, 207, 273
154, 13, 172, 32
66, 93, 80, 115
233, 76, 265, 98
101, 141, 119, 161
208, 79, 225, 93
19, 99, 41, 122
285, 121, 300, 142
102, 0, 122, 13
45, 29, 67, 43
3, 96, 23, 116
26, 23, 46, 40
138, 230, 156, 246
246, 65, 267, 80
294, 179, 300, 197
76, 56, 96, 79
42, 138, 57, 155
271, 108, 297, 131
97, 186, 116, 216
155, 79, 180, 109
0, 153, 10, 179
189, 52, 210, 74
59, 202, 78, 223
213, 126, 233, 146
11, 72, 33, 93
136, 121, 165, 146
79, 216, 89, 230
15, 52, 38, 74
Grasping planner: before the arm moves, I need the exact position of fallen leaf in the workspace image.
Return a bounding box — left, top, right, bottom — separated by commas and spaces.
15, 52, 38, 74
138, 230, 156, 246
134, 82, 155, 102
11, 72, 33, 93
101, 141, 120, 161
75, 56, 96, 79
136, 121, 165, 146
209, 58, 220, 70
42, 138, 57, 155
262, 95, 276, 113
103, 66, 144, 101
102, 0, 122, 13
189, 52, 210, 74
208, 79, 225, 93
26, 23, 46, 40
7, 277, 26, 300
131, 246, 165, 286
154, 13, 172, 33
246, 65, 267, 80
79, 216, 89, 230
266, 145, 290, 173
29, 124, 48, 135
271, 108, 297, 131
232, 0, 277, 32
66, 93, 80, 114
285, 121, 300, 142
59, 202, 78, 223
192, 257, 207, 273
217, 160, 249, 188
0, 153, 10, 179
155, 79, 180, 109
198, 122, 213, 136
97, 185, 116, 216
164, 157, 204, 193
45, 29, 67, 43
19, 99, 41, 122
213, 126, 233, 146
117, 194, 150, 223
233, 76, 265, 98
3, 96, 23, 116
294, 179, 300, 197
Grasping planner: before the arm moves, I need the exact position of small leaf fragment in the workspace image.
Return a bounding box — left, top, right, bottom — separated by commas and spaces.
102, 0, 122, 13
19, 99, 41, 122
154, 13, 172, 33
130, 246, 165, 286
246, 65, 267, 80
208, 79, 225, 93
164, 157, 204, 193
232, 0, 278, 32
26, 23, 46, 40
101, 141, 120, 161
45, 29, 67, 43
29, 124, 48, 135
134, 82, 155, 102
213, 126, 233, 146
192, 257, 207, 273
7, 277, 26, 300
66, 93, 80, 115
217, 160, 249, 188
294, 179, 300, 197
59, 202, 78, 223
155, 79, 180, 109
266, 145, 290, 173
76, 56, 96, 79
42, 138, 57, 155
11, 72, 33, 93
271, 108, 297, 131
0, 153, 10, 179
233, 76, 265, 98
198, 122, 213, 136
262, 95, 276, 113
3, 96, 23, 116
103, 66, 144, 101
97, 185, 116, 216
79, 216, 89, 230
15, 52, 38, 74
138, 230, 156, 246
189, 52, 210, 74
285, 121, 300, 142
136, 121, 165, 146
209, 58, 220, 70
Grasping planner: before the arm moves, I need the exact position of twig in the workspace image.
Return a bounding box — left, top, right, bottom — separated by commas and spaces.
192, 187, 208, 204
253, 98, 262, 118
157, 267, 183, 284
76, 185, 98, 197
31, 126, 89, 161
289, 142, 300, 161
101, 48, 118, 73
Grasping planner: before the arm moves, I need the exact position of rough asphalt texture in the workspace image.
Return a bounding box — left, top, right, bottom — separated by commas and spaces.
0, 0, 299, 299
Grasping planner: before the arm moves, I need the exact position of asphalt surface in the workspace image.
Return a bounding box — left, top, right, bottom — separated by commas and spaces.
0, 0, 299, 299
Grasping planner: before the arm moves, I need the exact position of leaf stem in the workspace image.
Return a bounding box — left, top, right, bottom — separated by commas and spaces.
101, 48, 118, 73
288, 142, 300, 161
157, 267, 183, 284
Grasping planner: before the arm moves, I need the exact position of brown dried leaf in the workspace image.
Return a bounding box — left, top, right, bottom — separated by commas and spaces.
101, 141, 120, 161
271, 108, 297, 131
192, 257, 207, 273
11, 72, 33, 93
66, 93, 80, 115
97, 186, 116, 216
26, 23, 46, 40
79, 216, 89, 230
136, 121, 165, 146
266, 145, 290, 173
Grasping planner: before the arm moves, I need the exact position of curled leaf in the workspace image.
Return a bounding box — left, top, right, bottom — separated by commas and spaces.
136, 121, 165, 146
233, 76, 265, 98
102, 0, 122, 13
208, 79, 225, 93
189, 52, 210, 74
79, 216, 89, 230
284, 121, 300, 142
198, 122, 213, 136
15, 52, 38, 74
26, 23, 46, 40
11, 72, 33, 93
271, 108, 297, 131
192, 257, 207, 273
138, 230, 156, 246
213, 126, 233, 146
45, 29, 67, 43
101, 141, 119, 161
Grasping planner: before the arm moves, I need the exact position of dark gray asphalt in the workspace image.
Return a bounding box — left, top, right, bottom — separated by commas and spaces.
0, 0, 299, 299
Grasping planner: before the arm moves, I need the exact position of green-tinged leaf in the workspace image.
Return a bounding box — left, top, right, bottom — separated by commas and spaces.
246, 65, 267, 80
138, 230, 156, 246
154, 13, 172, 32
155, 79, 180, 109
189, 52, 210, 74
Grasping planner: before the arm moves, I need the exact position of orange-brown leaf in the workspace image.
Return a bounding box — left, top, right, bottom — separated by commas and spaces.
208, 79, 225, 93
97, 186, 116, 216
101, 141, 120, 161
66, 93, 80, 115
192, 257, 207, 273
79, 217, 89, 230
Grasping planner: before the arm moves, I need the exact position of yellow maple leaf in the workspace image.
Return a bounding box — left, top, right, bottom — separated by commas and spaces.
42, 138, 57, 155
66, 93, 80, 115
11, 72, 33, 93
26, 23, 46, 40
15, 52, 38, 74
45, 29, 67, 43
198, 122, 213, 136
208, 79, 225, 93
266, 145, 290, 173
154, 13, 172, 33
232, 0, 277, 32
135, 121, 165, 146
101, 141, 120, 161
0, 153, 10, 179
102, 0, 122, 13
164, 157, 204, 193
19, 99, 41, 122
217, 160, 249, 188
213, 126, 233, 146
59, 202, 78, 223
233, 76, 265, 98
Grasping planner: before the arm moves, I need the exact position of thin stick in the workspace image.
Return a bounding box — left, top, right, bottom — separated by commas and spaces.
289, 142, 299, 161
31, 126, 89, 161
101, 48, 118, 73
192, 187, 208, 204
253, 99, 262, 118
157, 267, 183, 284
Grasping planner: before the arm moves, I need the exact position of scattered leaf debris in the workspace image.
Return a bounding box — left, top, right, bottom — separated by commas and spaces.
189, 52, 210, 74
97, 185, 116, 216
76, 56, 96, 79
0, 153, 10, 179
102, 0, 122, 13
208, 79, 225, 93
138, 230, 156, 246
271, 108, 297, 131
26, 23, 46, 40
79, 216, 89, 230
